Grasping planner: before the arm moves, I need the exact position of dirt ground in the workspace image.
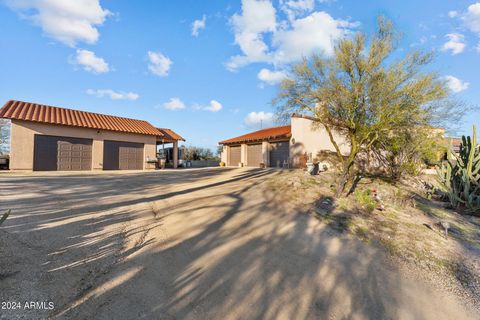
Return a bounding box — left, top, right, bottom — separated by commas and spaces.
0, 168, 478, 319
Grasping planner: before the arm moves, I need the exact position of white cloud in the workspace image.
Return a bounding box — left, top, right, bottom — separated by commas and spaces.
280, 0, 314, 20
257, 68, 287, 85
444, 75, 470, 93
463, 2, 480, 34
227, 0, 277, 70
6, 0, 111, 47
227, 0, 357, 70
204, 100, 223, 112
231, 0, 277, 34
272, 11, 355, 63
244, 111, 274, 127
441, 33, 466, 55
192, 15, 206, 37
86, 89, 139, 100
163, 98, 186, 110
73, 49, 109, 73
147, 51, 172, 77
193, 100, 223, 112
448, 10, 459, 18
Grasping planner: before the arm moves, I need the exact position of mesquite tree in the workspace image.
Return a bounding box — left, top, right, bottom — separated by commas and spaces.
276, 18, 459, 196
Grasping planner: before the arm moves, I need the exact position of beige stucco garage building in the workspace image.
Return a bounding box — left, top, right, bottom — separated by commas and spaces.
0, 100, 184, 171
219, 114, 349, 168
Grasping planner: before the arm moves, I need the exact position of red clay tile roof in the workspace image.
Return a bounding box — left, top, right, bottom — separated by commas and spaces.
156, 128, 185, 142
219, 125, 291, 145
0, 100, 163, 136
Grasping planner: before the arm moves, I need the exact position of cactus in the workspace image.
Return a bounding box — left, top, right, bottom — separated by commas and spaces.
0, 209, 10, 225
437, 126, 480, 214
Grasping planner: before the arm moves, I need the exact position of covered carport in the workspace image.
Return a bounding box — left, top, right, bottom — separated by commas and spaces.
156, 128, 185, 168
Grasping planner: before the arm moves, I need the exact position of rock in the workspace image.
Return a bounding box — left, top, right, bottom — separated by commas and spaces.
318, 161, 331, 172
293, 182, 302, 188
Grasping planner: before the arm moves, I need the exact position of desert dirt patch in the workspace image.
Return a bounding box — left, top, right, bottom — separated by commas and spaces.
264, 169, 480, 308
0, 168, 478, 319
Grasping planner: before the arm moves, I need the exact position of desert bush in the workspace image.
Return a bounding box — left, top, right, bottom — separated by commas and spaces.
371, 128, 446, 180
354, 189, 376, 213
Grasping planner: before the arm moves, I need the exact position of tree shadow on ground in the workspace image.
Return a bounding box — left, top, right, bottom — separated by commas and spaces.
0, 168, 265, 318
0, 168, 472, 320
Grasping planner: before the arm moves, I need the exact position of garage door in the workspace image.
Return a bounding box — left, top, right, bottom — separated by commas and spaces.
270, 141, 289, 167
229, 145, 241, 166
103, 140, 144, 170
34, 135, 92, 171
247, 144, 262, 167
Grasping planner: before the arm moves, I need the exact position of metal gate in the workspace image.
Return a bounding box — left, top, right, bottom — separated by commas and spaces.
246, 144, 262, 167
33, 135, 92, 171
103, 140, 144, 170
269, 141, 289, 167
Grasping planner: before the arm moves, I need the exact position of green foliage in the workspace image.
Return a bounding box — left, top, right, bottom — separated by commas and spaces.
275, 17, 460, 195
183, 146, 219, 161
372, 128, 446, 180
0, 209, 10, 226
437, 126, 480, 213
354, 189, 376, 213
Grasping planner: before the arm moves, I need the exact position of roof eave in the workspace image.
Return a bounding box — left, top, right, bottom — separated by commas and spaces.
219, 133, 291, 145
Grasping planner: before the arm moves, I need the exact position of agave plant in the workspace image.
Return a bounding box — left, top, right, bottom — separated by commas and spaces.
437, 126, 480, 213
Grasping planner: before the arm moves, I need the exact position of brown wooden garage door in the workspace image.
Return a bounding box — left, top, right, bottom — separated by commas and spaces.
269, 141, 290, 167
247, 144, 262, 167
229, 145, 241, 166
103, 140, 144, 170
33, 135, 92, 171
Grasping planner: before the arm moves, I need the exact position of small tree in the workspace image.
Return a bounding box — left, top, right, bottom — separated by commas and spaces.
183, 146, 219, 161
276, 17, 460, 196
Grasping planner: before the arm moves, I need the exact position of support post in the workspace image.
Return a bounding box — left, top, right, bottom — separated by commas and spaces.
173, 141, 178, 169
240, 144, 247, 166
262, 141, 270, 167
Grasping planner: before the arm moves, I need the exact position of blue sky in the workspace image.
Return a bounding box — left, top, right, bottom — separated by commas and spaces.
0, 0, 479, 150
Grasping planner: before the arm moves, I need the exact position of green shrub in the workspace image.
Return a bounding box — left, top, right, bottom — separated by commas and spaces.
354, 189, 376, 213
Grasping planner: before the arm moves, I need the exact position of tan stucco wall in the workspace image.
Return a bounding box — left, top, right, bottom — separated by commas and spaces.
10, 120, 157, 171
220, 145, 228, 164
290, 117, 350, 161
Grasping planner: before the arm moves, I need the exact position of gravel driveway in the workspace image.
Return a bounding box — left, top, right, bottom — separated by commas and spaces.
0, 168, 477, 319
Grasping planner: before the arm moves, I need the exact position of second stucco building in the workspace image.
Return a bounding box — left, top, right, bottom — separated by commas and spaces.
219, 114, 349, 167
